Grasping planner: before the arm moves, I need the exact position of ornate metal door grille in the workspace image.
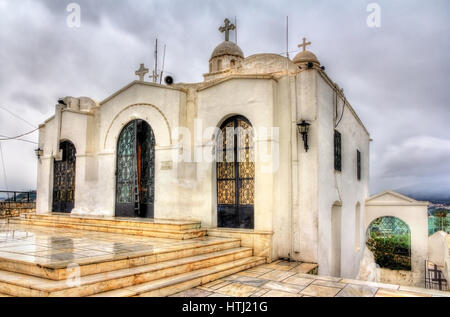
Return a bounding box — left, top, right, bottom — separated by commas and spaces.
115, 120, 155, 218
357, 150, 361, 180
216, 116, 254, 229
334, 130, 342, 172
52, 141, 76, 213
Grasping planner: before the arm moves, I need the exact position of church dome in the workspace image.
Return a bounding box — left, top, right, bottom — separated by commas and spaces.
210, 41, 244, 61
293, 50, 320, 65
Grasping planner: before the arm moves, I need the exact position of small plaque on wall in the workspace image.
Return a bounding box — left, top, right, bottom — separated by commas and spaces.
161, 161, 173, 170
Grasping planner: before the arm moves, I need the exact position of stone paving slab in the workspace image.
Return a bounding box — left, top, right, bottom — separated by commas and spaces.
0, 223, 234, 268
171, 260, 450, 297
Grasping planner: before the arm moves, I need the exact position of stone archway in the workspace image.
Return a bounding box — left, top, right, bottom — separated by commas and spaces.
52, 140, 76, 213
366, 216, 412, 271
115, 119, 155, 218
365, 191, 429, 286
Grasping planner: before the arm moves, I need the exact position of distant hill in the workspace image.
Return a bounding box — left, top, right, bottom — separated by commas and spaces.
0, 191, 36, 202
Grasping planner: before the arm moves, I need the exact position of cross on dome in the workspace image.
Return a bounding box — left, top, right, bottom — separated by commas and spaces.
219, 18, 236, 42
298, 37, 311, 52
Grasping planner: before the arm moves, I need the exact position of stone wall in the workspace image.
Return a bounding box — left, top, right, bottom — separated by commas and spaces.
0, 202, 36, 219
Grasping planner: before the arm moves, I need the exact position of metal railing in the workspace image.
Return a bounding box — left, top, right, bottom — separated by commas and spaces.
0, 191, 36, 219
425, 260, 448, 291
0, 190, 34, 203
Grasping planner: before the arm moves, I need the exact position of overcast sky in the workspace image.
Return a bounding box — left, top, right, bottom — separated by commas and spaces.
0, 0, 449, 199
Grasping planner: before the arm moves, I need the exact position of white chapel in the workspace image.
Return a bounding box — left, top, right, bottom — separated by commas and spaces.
36, 19, 372, 279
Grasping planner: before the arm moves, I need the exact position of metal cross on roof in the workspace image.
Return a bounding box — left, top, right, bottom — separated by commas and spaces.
219, 18, 236, 42
298, 37, 311, 52
135, 64, 149, 81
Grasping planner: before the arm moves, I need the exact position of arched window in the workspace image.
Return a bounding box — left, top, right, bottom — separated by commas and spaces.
355, 202, 361, 251
52, 140, 76, 213
331, 202, 342, 277
367, 216, 411, 270
116, 119, 155, 218
216, 116, 255, 229
230, 60, 236, 68
217, 59, 222, 71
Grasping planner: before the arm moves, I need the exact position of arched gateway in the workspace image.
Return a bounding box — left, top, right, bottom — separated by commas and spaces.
115, 120, 155, 218
216, 116, 255, 229
52, 140, 76, 213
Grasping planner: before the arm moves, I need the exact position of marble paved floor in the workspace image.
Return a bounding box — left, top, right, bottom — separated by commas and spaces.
0, 223, 227, 268
171, 260, 450, 298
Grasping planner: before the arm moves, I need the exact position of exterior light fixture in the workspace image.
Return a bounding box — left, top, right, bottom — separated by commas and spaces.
34, 148, 43, 159
297, 120, 311, 152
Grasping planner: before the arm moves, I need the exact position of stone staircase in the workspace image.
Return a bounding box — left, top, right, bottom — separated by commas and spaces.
10, 213, 206, 240
0, 215, 266, 297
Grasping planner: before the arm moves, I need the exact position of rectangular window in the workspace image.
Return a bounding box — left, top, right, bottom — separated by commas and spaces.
357, 150, 361, 181
334, 130, 342, 172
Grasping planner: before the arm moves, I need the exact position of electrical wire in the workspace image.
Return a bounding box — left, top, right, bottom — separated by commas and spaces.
335, 95, 346, 129
0, 128, 39, 141
0, 142, 9, 197
0, 106, 37, 129
0, 135, 37, 144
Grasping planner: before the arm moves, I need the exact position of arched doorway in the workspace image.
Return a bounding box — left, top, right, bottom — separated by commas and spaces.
115, 120, 155, 218
366, 216, 411, 271
216, 116, 255, 229
331, 202, 342, 277
52, 140, 76, 213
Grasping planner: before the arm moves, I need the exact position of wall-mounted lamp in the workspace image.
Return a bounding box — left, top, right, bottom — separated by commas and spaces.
34, 148, 43, 159
297, 120, 311, 152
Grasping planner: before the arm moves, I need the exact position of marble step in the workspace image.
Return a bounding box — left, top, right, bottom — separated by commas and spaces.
0, 237, 241, 280
92, 256, 266, 297
0, 247, 254, 297
9, 218, 206, 240
23, 214, 201, 231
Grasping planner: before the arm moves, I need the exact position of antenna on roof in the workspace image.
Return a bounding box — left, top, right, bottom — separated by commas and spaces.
235, 16, 238, 44
159, 44, 166, 85
286, 16, 289, 59
150, 38, 160, 83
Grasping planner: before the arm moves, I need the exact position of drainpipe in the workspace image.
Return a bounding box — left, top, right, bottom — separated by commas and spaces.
53, 104, 63, 159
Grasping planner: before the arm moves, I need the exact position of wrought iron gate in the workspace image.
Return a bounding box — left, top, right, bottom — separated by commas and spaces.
115, 120, 155, 218
52, 141, 76, 213
425, 260, 448, 291
216, 116, 254, 229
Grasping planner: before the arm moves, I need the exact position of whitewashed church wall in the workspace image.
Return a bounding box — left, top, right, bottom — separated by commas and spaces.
36, 120, 52, 214
295, 70, 320, 264
271, 76, 295, 260
196, 78, 277, 230
316, 73, 370, 278
37, 110, 94, 214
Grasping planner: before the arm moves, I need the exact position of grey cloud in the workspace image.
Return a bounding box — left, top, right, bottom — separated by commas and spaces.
0, 0, 449, 199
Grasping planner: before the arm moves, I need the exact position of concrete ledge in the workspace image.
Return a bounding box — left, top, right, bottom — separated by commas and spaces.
207, 228, 273, 263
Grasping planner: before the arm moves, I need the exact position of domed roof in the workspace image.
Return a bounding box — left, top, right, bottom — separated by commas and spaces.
293, 50, 320, 65
210, 41, 244, 61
